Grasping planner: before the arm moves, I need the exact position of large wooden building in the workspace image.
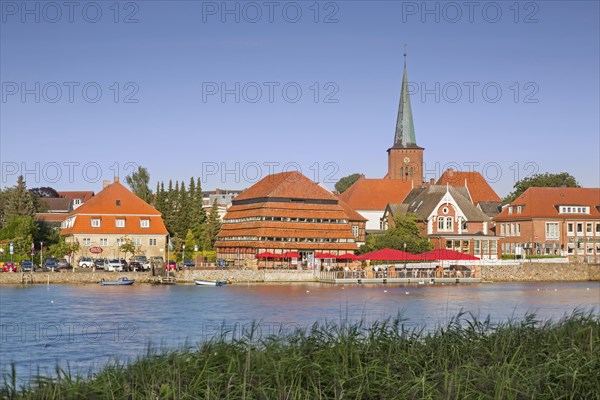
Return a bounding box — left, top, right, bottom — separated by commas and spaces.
216, 172, 364, 268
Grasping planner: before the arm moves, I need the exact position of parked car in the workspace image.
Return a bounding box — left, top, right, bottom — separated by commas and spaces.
94, 258, 107, 269
20, 260, 35, 272
106, 259, 128, 272
44, 258, 58, 272
128, 261, 143, 272
130, 255, 150, 270
165, 260, 177, 271
57, 258, 71, 270
182, 259, 196, 268
78, 257, 94, 268
3, 262, 17, 272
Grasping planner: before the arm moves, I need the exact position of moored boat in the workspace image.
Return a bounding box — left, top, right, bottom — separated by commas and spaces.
100, 277, 135, 286
194, 279, 228, 287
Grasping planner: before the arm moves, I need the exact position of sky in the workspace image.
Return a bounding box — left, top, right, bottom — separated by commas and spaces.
1, 0, 599, 198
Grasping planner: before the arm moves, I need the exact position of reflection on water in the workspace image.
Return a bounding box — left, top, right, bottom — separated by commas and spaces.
1, 282, 598, 384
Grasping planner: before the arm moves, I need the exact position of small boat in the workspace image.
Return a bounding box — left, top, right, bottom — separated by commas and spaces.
100, 277, 135, 286
194, 279, 228, 287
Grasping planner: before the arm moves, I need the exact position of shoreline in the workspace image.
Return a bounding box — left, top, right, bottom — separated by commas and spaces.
1, 262, 599, 285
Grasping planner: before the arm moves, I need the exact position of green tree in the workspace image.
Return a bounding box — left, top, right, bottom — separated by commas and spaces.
125, 166, 152, 203
203, 200, 221, 251
184, 229, 196, 260
504, 172, 580, 202
48, 237, 80, 258
0, 216, 38, 261
359, 213, 431, 254
191, 177, 206, 242
1, 176, 37, 226
176, 181, 190, 237
119, 237, 137, 261
335, 173, 362, 194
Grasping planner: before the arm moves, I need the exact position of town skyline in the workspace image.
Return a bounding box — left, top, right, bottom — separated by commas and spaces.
1, 2, 599, 195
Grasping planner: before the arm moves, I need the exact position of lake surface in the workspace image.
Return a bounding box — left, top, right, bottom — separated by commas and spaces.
1, 282, 598, 385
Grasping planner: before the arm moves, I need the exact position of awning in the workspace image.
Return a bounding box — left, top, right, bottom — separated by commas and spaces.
336, 253, 360, 260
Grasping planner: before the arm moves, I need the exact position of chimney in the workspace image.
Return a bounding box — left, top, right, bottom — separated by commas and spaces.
114, 176, 120, 183
447, 168, 455, 177
429, 178, 435, 185
103, 180, 111, 189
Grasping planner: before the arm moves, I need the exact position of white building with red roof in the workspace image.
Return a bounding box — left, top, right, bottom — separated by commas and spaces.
61, 178, 168, 260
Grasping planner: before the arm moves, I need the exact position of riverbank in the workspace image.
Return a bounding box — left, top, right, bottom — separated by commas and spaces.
3, 311, 598, 399
0, 262, 598, 284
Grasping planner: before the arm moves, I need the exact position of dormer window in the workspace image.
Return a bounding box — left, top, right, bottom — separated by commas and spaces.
508, 207, 513, 214
516, 206, 523, 214
140, 219, 150, 228
116, 219, 125, 228
91, 218, 101, 227
559, 206, 590, 214
116, 200, 121, 206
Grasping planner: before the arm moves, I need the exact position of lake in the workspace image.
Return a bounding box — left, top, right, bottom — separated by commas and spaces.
1, 282, 598, 385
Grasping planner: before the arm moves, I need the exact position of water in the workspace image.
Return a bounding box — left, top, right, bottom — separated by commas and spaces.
1, 282, 598, 385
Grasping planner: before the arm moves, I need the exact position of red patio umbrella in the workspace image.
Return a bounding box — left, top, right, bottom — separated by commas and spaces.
256, 251, 275, 259
359, 248, 420, 261
336, 253, 360, 260
419, 249, 480, 261
282, 251, 299, 259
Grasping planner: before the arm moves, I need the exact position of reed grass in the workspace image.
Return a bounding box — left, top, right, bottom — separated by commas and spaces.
2, 310, 599, 399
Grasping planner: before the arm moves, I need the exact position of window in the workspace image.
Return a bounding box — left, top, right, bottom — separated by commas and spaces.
116, 219, 125, 228
567, 223, 574, 235
517, 206, 522, 214
500, 224, 505, 236
74, 199, 81, 205
577, 223, 583, 233
586, 223, 592, 234
510, 223, 515, 237
516, 223, 521, 236
116, 238, 123, 246
351, 225, 359, 238
461, 221, 468, 231
149, 238, 157, 246
508, 207, 513, 214
445, 217, 453, 231
91, 218, 101, 227
116, 200, 121, 206
482, 240, 489, 254
559, 206, 590, 214
567, 243, 574, 254
546, 222, 559, 240
141, 219, 150, 228
82, 238, 91, 246
446, 240, 452, 250
438, 217, 445, 231
596, 223, 600, 236
134, 238, 141, 246
490, 240, 497, 255
474, 240, 480, 254
100, 238, 108, 246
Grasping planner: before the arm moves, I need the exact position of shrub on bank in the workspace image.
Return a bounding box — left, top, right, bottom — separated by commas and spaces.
3, 311, 599, 399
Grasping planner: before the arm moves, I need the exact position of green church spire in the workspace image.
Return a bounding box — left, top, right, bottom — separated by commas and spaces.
393, 49, 417, 147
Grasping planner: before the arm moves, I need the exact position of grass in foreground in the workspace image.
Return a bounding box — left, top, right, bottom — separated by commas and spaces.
2, 311, 599, 399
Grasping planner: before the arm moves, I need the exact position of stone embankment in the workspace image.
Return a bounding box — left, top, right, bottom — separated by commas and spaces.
0, 264, 598, 285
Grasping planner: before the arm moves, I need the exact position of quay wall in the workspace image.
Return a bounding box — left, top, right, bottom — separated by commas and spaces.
0, 264, 598, 285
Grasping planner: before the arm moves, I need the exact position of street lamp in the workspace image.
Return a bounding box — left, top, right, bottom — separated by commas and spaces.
182, 244, 185, 267
403, 242, 407, 277
40, 241, 43, 268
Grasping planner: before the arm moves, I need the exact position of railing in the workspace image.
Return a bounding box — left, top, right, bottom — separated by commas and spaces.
319, 268, 474, 280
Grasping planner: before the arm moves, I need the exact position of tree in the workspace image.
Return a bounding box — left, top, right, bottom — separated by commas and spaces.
184, 229, 196, 260
29, 187, 59, 198
191, 177, 206, 242
335, 173, 362, 194
125, 166, 152, 203
359, 213, 431, 254
1, 176, 36, 225
203, 200, 221, 251
48, 237, 80, 258
504, 172, 580, 202
0, 216, 38, 260
119, 237, 137, 261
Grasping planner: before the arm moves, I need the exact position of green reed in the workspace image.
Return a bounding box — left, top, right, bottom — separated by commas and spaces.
3, 310, 599, 399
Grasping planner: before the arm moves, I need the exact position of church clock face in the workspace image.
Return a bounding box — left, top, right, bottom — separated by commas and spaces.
403, 157, 410, 163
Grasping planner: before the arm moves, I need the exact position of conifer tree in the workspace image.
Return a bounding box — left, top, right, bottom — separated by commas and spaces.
203, 200, 221, 251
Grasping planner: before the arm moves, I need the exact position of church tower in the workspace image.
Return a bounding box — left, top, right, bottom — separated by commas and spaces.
386, 51, 424, 184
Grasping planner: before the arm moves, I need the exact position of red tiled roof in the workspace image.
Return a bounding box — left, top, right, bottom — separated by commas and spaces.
35, 213, 68, 223
494, 187, 600, 220
58, 191, 94, 202
436, 170, 501, 204
338, 177, 413, 210
235, 172, 338, 202
60, 182, 167, 235
337, 199, 368, 222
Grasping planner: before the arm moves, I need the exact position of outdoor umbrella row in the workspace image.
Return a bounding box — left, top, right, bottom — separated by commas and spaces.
256, 248, 480, 262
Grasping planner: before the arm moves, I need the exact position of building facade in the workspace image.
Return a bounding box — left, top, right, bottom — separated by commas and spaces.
216, 172, 362, 268
494, 187, 600, 262
382, 185, 500, 260
61, 178, 168, 261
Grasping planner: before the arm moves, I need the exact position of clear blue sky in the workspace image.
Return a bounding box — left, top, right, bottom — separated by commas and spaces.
1, 1, 598, 197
